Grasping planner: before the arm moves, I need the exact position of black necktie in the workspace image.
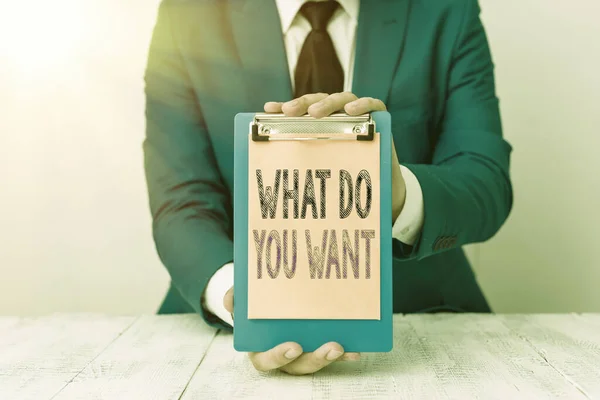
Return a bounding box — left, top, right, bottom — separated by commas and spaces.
294, 1, 344, 98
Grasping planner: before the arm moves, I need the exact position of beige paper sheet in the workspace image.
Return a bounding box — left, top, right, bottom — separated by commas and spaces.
247, 133, 381, 320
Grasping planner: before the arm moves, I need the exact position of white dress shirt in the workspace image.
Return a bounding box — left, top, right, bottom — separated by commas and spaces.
203, 0, 424, 327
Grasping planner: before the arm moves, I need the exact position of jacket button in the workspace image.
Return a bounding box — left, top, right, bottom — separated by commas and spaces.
443, 236, 457, 249
433, 236, 446, 251
441, 237, 451, 249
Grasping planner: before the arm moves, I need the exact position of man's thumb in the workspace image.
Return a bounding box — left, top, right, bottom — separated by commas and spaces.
223, 286, 234, 314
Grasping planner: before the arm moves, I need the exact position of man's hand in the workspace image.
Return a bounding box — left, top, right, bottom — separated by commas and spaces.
224, 287, 360, 375
265, 92, 406, 220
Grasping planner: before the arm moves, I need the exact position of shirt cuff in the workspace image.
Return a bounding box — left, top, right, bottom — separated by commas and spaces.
203, 262, 234, 327
392, 165, 424, 245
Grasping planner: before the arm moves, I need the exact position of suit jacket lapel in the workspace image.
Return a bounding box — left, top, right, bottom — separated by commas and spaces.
229, 0, 293, 109
353, 0, 411, 103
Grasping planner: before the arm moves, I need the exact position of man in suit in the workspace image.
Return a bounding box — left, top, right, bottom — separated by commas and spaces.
144, 0, 512, 375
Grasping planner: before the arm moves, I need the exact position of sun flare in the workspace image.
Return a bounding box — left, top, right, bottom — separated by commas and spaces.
0, 0, 87, 74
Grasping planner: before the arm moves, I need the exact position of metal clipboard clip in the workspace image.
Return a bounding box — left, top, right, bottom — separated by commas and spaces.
251, 113, 375, 142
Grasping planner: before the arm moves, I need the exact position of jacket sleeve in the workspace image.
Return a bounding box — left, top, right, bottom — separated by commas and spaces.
397, 0, 513, 260
143, 1, 234, 325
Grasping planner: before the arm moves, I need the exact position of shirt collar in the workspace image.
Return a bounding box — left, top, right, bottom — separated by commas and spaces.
275, 0, 359, 34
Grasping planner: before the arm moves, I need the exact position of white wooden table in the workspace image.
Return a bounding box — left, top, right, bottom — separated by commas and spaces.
1, 314, 599, 399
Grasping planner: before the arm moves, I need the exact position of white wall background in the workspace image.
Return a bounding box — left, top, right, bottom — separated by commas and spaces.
471, 0, 600, 313
0, 0, 598, 316
0, 0, 167, 315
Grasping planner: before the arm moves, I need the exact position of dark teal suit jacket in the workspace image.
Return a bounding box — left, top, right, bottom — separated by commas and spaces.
144, 0, 513, 328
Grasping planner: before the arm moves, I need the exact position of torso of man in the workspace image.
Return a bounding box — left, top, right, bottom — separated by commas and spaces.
146, 0, 508, 320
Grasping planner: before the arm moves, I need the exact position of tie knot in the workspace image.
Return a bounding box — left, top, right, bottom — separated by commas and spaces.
300, 1, 340, 31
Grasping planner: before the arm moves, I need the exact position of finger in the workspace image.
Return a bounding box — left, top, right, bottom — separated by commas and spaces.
340, 352, 361, 361
223, 287, 234, 314
282, 93, 329, 117
308, 92, 358, 119
391, 139, 400, 166
264, 102, 283, 113
344, 97, 387, 116
280, 342, 344, 376
248, 342, 303, 372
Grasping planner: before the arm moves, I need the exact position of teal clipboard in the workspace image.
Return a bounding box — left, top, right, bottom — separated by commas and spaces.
233, 111, 393, 353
